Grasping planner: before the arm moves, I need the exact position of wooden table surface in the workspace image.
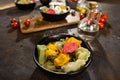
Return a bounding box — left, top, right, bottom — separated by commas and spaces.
0, 0, 120, 80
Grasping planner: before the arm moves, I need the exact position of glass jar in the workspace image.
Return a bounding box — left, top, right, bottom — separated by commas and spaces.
77, 10, 101, 41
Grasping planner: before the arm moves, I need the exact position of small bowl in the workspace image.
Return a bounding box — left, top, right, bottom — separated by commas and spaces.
33, 34, 93, 75
39, 0, 52, 6
15, 0, 36, 10
39, 4, 69, 22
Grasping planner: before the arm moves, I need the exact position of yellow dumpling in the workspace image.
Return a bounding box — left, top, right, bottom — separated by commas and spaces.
47, 43, 59, 51
65, 37, 82, 47
45, 49, 58, 57
60, 5, 66, 10
54, 53, 70, 66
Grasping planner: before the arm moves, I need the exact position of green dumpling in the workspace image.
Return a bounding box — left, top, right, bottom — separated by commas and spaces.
37, 45, 47, 65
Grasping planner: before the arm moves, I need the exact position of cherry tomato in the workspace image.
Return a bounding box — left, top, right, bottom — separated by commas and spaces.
101, 13, 108, 21
24, 19, 31, 27
37, 17, 43, 22
99, 18, 106, 23
11, 22, 19, 29
10, 18, 17, 23
99, 22, 104, 29
80, 13, 85, 20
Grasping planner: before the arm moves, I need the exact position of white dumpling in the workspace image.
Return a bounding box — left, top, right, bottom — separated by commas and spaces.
61, 47, 91, 73
55, 6, 62, 14
76, 47, 91, 61
61, 59, 86, 73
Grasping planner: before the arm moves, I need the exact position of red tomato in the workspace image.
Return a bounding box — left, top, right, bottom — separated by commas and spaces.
11, 22, 19, 29
24, 19, 31, 27
80, 13, 85, 20
10, 18, 17, 23
99, 18, 106, 23
99, 22, 104, 29
101, 13, 108, 21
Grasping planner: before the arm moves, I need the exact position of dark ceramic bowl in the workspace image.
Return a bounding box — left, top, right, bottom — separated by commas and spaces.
39, 0, 51, 6
15, 0, 36, 10
40, 9, 69, 21
33, 34, 93, 75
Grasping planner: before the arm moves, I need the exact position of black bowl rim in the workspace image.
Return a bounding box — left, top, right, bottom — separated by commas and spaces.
14, 0, 36, 4
40, 10, 69, 16
15, 2, 36, 5
33, 33, 93, 75
15, 1, 36, 10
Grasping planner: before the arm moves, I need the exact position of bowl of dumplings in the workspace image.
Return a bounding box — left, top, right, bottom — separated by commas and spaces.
15, 0, 36, 10
33, 34, 93, 75
39, 2, 69, 21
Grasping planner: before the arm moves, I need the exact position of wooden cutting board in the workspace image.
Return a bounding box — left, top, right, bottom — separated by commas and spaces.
19, 14, 79, 33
